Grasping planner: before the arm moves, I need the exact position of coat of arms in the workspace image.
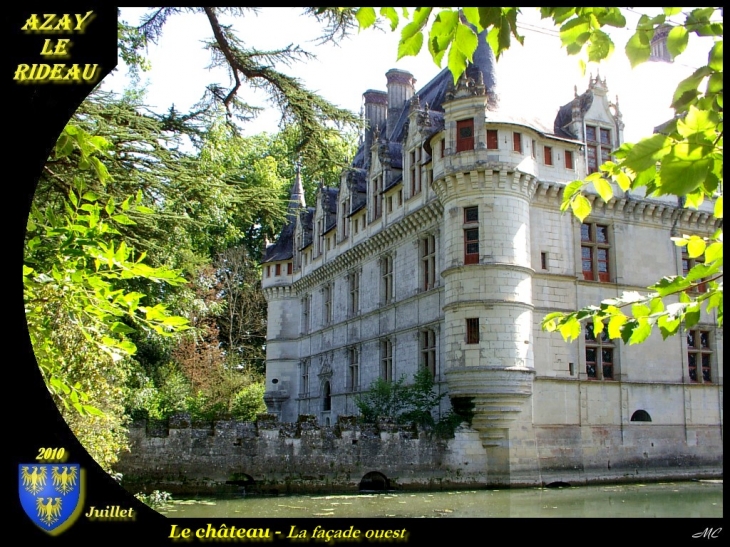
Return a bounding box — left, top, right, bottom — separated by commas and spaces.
19, 463, 84, 534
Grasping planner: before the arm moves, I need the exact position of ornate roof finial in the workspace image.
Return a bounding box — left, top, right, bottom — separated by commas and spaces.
289, 159, 306, 209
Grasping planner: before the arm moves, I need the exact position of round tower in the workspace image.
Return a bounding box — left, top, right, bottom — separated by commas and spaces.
261, 174, 305, 422
433, 38, 539, 485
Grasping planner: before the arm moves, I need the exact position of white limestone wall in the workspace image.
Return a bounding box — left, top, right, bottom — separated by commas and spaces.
291, 225, 446, 421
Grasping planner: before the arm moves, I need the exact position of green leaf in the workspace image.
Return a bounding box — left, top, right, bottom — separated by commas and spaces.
477, 7, 502, 31
447, 43, 468, 84
595, 8, 626, 28
651, 276, 691, 297
708, 41, 723, 71
666, 26, 689, 58
558, 316, 581, 342
705, 290, 722, 316
686, 236, 707, 259
657, 152, 712, 196
714, 196, 723, 219
161, 316, 190, 327
677, 106, 717, 139
684, 189, 704, 210
559, 16, 591, 53
454, 22, 478, 62
614, 170, 632, 191
570, 194, 592, 222
685, 303, 701, 328
562, 180, 584, 204
649, 297, 664, 315
398, 29, 424, 59
544, 8, 576, 25
658, 314, 681, 339
541, 311, 565, 332
625, 30, 652, 67
111, 214, 135, 225
632, 304, 651, 318
428, 9, 458, 66
461, 8, 483, 32
629, 318, 652, 345
379, 7, 399, 31
110, 322, 136, 334
587, 29, 614, 62
90, 156, 110, 184
672, 66, 712, 111
607, 314, 628, 339
355, 7, 376, 30
704, 241, 723, 264
622, 134, 672, 172
55, 133, 74, 158
592, 177, 613, 203
592, 316, 605, 336
662, 8, 682, 16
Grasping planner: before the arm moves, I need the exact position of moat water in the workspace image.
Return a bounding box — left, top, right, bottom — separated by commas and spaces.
156, 480, 722, 518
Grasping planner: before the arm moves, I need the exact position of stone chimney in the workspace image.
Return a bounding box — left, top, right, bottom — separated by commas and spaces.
385, 69, 415, 138
362, 90, 387, 168
650, 24, 672, 62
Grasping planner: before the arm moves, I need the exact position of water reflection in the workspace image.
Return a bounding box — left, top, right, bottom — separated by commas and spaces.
157, 480, 722, 518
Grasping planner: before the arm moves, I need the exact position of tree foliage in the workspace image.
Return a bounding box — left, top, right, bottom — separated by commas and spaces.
24, 126, 192, 469
354, 6, 723, 346
356, 368, 445, 428
121, 7, 362, 162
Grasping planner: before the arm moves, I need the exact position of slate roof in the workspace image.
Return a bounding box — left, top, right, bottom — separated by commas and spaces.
264, 30, 580, 264
554, 89, 594, 139
262, 217, 295, 262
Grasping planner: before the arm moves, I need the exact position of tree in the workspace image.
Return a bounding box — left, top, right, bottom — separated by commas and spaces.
24, 126, 191, 469
355, 368, 445, 427
353, 7, 722, 345
121, 8, 362, 163
214, 245, 267, 373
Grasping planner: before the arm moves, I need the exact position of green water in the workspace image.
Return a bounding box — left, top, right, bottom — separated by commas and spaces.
157, 480, 722, 518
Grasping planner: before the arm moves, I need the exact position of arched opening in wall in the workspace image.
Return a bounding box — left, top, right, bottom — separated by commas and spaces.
226, 473, 256, 488
545, 481, 571, 488
359, 471, 390, 492
322, 382, 331, 411
631, 410, 652, 422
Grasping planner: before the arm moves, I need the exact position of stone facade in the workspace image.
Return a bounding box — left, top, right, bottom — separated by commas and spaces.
260, 37, 723, 486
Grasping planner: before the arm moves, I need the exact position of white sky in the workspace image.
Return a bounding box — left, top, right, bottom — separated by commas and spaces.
102, 7, 714, 144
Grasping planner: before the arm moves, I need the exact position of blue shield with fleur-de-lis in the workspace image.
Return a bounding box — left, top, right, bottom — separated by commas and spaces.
19, 464, 84, 535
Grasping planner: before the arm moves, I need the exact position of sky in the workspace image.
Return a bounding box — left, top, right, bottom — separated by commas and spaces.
102, 8, 714, 145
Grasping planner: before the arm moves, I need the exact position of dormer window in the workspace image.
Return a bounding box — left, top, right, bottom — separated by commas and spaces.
410, 148, 421, 196
586, 125, 613, 174
372, 175, 383, 220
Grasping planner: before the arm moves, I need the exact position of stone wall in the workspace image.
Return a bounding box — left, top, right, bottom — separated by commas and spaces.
116, 413, 722, 495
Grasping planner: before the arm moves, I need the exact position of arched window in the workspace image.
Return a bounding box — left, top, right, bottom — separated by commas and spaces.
322, 381, 331, 411
630, 410, 652, 422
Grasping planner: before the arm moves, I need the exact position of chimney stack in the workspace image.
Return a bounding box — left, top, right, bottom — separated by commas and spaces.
362, 90, 387, 167
385, 69, 416, 138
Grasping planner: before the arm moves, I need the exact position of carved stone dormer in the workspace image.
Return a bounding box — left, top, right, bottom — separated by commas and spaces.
318, 353, 333, 379
445, 68, 487, 102
609, 94, 625, 131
